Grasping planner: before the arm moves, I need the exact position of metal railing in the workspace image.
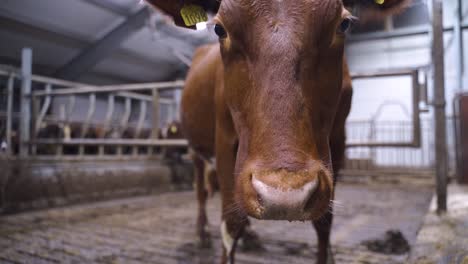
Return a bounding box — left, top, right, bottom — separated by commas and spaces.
345, 119, 433, 172
0, 48, 187, 160
344, 117, 457, 177
1, 48, 442, 176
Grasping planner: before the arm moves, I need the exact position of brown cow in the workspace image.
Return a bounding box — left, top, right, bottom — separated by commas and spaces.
146, 1, 409, 263
163, 121, 193, 189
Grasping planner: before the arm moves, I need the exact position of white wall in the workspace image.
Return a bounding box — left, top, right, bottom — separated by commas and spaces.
344, 0, 466, 169
345, 0, 467, 121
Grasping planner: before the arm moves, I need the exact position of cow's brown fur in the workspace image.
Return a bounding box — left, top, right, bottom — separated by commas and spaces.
145, 0, 410, 263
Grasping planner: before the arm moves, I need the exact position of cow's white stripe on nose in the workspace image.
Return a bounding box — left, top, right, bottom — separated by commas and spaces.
252, 177, 318, 208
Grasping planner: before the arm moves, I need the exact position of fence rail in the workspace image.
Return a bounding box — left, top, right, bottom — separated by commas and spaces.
344, 117, 457, 176
0, 49, 185, 160
1, 48, 452, 176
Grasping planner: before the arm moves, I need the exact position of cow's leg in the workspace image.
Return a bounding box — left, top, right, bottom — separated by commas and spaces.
194, 154, 211, 248
215, 118, 244, 264
220, 213, 246, 263
204, 160, 216, 197
313, 61, 353, 264
313, 210, 334, 264
313, 104, 349, 264
219, 175, 247, 264
312, 123, 340, 264
239, 219, 264, 252
314, 120, 347, 264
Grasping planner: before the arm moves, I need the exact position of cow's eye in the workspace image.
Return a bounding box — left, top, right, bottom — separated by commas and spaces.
214, 24, 227, 39
338, 18, 352, 33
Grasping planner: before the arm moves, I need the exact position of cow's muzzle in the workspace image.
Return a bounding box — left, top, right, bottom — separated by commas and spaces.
242, 164, 333, 221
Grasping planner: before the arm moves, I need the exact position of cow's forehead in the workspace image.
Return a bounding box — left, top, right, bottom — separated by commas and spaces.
218, 0, 343, 53
218, 0, 343, 38
219, 0, 343, 19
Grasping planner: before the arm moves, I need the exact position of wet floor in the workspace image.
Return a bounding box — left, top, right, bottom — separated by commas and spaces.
0, 182, 432, 264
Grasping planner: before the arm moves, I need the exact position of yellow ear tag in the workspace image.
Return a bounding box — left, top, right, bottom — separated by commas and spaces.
375, 0, 385, 4
170, 125, 178, 134
180, 5, 208, 27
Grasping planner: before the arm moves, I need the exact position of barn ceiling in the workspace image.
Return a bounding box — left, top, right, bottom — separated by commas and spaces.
0, 0, 217, 85
0, 0, 446, 85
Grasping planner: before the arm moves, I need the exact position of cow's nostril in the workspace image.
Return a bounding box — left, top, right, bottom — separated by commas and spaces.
252, 175, 318, 210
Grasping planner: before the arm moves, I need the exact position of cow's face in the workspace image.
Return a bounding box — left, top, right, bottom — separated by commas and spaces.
145, 0, 409, 221
214, 0, 350, 221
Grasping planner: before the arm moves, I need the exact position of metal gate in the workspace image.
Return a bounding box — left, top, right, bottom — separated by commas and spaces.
342, 68, 438, 178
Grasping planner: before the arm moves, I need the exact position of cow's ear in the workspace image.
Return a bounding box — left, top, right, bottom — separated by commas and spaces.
344, 0, 411, 22
144, 0, 210, 29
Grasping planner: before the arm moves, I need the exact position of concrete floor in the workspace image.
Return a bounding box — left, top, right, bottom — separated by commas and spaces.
410, 184, 468, 264
0, 182, 433, 264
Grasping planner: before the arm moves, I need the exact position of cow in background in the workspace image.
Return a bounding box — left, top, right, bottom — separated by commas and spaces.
145, 1, 410, 263
163, 121, 194, 190
35, 123, 67, 155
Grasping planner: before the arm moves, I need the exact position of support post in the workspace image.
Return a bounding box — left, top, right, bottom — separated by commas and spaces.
151, 89, 160, 156
174, 89, 182, 121
6, 74, 14, 156
431, 0, 448, 213
455, 0, 464, 91
152, 88, 160, 139
20, 48, 32, 158
412, 70, 421, 147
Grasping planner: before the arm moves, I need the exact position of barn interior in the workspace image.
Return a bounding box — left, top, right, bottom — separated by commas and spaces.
0, 0, 467, 263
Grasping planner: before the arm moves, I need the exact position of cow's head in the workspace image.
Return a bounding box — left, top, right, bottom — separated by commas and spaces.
146, 0, 409, 221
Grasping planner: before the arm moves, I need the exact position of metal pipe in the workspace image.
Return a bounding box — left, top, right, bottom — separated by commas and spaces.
99, 94, 115, 155
6, 74, 14, 156
454, 0, 464, 91
0, 67, 81, 87
118, 97, 132, 156
174, 89, 182, 121
79, 93, 96, 155
348, 21, 468, 43
80, 93, 96, 138
66, 95, 76, 124
420, 70, 430, 108
92, 91, 173, 104
103, 94, 115, 134
19, 48, 32, 157
432, 0, 448, 213
54, 8, 149, 80
452, 94, 462, 183
25, 155, 165, 162
347, 142, 422, 148
135, 101, 147, 139
32, 80, 185, 97
35, 84, 52, 134
56, 105, 65, 156
116, 91, 174, 104
0, 67, 180, 103
351, 68, 425, 79
172, 49, 192, 67
412, 70, 421, 147
116, 91, 152, 102
30, 138, 188, 146
133, 100, 147, 155
120, 97, 132, 134
30, 92, 39, 155
152, 89, 160, 139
